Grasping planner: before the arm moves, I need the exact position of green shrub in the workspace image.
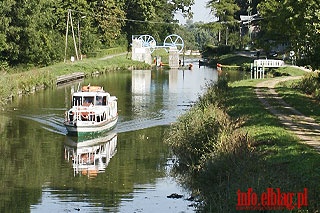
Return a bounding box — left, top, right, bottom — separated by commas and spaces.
294, 72, 320, 99
0, 61, 9, 72
165, 77, 250, 172
202, 45, 233, 60
241, 62, 251, 72
197, 77, 229, 109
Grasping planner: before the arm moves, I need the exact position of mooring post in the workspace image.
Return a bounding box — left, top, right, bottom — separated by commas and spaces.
254, 66, 257, 79
169, 47, 179, 69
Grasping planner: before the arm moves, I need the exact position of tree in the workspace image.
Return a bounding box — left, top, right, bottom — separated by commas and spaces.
2, 0, 66, 65
91, 0, 126, 47
123, 0, 194, 44
258, 0, 320, 68
208, 0, 239, 23
206, 0, 240, 45
0, 0, 15, 64
0, 0, 196, 67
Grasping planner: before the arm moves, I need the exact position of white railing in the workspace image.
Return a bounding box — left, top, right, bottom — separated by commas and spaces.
254, 59, 284, 68
251, 59, 285, 79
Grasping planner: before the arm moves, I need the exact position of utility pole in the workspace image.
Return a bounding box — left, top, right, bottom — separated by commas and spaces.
78, 16, 86, 60
64, 9, 79, 62
247, 0, 252, 41
226, 27, 228, 45
64, 10, 70, 63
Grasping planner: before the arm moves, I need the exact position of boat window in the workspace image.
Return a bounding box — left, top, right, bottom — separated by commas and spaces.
83, 97, 94, 106
96, 96, 103, 105
102, 96, 107, 105
72, 96, 82, 106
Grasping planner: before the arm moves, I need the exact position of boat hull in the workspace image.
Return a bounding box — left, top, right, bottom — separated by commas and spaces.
65, 116, 118, 136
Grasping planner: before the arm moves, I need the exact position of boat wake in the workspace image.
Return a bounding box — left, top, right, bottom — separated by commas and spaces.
19, 113, 68, 135
18, 104, 189, 135
116, 115, 176, 133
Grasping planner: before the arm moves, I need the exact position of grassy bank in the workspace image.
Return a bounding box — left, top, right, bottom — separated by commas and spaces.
165, 68, 320, 212
218, 54, 253, 66
276, 71, 320, 123
217, 54, 253, 71
0, 53, 150, 106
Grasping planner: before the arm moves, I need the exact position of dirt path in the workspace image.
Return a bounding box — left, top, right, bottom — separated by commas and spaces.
255, 76, 320, 151
99, 52, 128, 60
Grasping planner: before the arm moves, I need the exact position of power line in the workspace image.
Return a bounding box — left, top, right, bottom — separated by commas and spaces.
69, 9, 180, 25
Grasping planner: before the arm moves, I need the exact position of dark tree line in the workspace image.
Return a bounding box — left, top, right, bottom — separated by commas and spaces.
0, 0, 193, 67
206, 0, 320, 69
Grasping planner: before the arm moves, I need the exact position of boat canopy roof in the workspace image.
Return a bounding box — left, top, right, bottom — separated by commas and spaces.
70, 85, 116, 107
81, 85, 104, 92
73, 91, 110, 97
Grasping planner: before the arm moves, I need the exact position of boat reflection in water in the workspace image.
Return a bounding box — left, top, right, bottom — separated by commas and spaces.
64, 132, 117, 178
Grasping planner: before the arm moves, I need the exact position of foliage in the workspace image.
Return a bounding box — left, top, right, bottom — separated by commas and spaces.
122, 0, 193, 44
258, 0, 320, 69
0, 0, 194, 67
165, 77, 250, 172
293, 72, 320, 100
207, 0, 239, 23
205, 0, 242, 46
202, 45, 233, 60
92, 0, 126, 47
167, 75, 320, 211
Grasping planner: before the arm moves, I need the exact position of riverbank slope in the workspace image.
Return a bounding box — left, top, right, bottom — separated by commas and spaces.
0, 52, 150, 106
165, 65, 320, 211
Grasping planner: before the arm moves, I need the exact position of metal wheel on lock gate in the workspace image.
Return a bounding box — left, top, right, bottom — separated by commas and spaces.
138, 35, 156, 53
163, 34, 184, 53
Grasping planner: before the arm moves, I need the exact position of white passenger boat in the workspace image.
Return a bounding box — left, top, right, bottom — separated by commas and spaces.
64, 85, 118, 136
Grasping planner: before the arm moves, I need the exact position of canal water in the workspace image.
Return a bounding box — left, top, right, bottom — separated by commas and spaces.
0, 61, 244, 212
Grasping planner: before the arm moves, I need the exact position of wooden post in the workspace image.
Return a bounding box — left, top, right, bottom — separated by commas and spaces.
64, 10, 70, 63
69, 10, 79, 61
64, 9, 79, 62
78, 20, 81, 59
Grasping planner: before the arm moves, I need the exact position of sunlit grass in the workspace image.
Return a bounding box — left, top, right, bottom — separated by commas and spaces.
218, 54, 252, 66
166, 72, 320, 212
277, 79, 320, 123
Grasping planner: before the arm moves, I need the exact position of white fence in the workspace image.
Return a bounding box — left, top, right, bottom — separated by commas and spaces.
254, 59, 284, 68
251, 59, 285, 79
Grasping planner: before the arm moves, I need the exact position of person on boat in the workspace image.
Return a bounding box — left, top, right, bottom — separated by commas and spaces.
83, 97, 94, 106
96, 96, 103, 105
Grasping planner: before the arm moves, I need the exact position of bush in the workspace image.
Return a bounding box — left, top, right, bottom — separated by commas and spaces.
0, 61, 9, 72
241, 63, 251, 72
294, 72, 320, 99
166, 105, 228, 169
197, 77, 229, 109
202, 45, 233, 60
165, 77, 250, 173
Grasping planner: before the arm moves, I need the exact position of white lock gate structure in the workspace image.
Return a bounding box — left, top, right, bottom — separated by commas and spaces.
131, 34, 184, 68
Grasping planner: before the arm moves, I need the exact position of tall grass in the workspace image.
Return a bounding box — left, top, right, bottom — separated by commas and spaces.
293, 72, 320, 99
165, 77, 251, 172
166, 104, 251, 171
